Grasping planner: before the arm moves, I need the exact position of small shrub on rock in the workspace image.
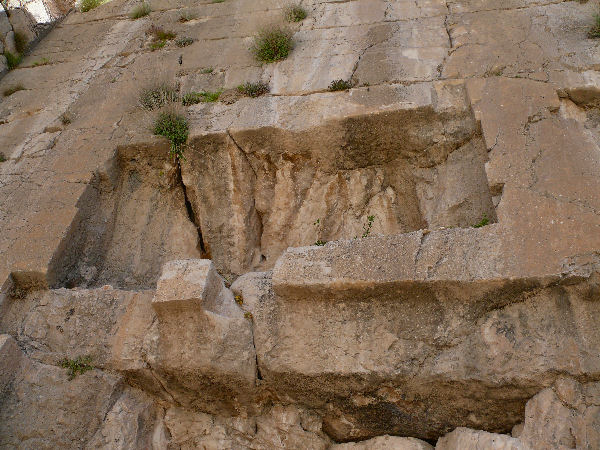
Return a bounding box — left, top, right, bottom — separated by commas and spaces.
285, 4, 307, 22
130, 2, 151, 19
153, 112, 189, 160
237, 81, 269, 97
328, 79, 353, 91
251, 27, 293, 63
59, 356, 93, 380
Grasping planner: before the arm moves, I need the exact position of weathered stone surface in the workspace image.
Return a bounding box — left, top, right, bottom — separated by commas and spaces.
149, 259, 256, 413
435, 428, 525, 450
334, 435, 433, 450
163, 404, 332, 450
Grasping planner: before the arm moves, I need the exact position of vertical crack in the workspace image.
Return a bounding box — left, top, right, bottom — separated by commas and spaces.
177, 162, 209, 258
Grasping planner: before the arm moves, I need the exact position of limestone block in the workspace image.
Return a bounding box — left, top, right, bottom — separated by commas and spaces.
334, 435, 433, 450
150, 259, 256, 412
435, 428, 527, 450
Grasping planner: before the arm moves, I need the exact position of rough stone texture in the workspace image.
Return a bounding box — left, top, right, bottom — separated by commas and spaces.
0, 0, 600, 447
435, 428, 525, 450
149, 259, 256, 413
334, 435, 433, 450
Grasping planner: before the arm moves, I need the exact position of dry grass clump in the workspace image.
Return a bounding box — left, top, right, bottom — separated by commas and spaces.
130, 2, 151, 19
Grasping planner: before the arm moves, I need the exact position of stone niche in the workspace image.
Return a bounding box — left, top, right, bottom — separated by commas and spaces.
183, 107, 497, 278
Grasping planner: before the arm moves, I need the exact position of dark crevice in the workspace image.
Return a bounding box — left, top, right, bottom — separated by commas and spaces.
177, 162, 209, 258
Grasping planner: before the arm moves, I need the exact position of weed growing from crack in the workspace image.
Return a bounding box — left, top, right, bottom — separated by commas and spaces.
473, 214, 489, 228
4, 51, 22, 70
328, 79, 353, 91
237, 81, 269, 97
181, 90, 222, 106
60, 112, 73, 125
313, 218, 327, 246
3, 84, 25, 97
153, 112, 189, 160
32, 57, 50, 67
139, 83, 179, 110
130, 2, 151, 19
361, 215, 375, 238
235, 295, 243, 305
284, 4, 307, 22
0, 153, 6, 162
59, 356, 94, 380
251, 27, 293, 63
201, 67, 214, 74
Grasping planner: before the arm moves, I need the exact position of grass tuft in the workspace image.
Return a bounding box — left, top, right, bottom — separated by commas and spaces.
4, 51, 23, 70
328, 79, 353, 91
251, 27, 293, 63
473, 214, 489, 228
80, 0, 104, 12
181, 90, 222, 106
129, 2, 151, 19
0, 153, 6, 162
32, 57, 51, 67
139, 83, 179, 110
153, 112, 189, 160
3, 84, 25, 97
59, 356, 93, 380
200, 67, 214, 74
237, 81, 269, 97
284, 4, 307, 22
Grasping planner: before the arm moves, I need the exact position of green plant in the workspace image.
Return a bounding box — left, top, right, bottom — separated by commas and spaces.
315, 240, 326, 246
14, 31, 28, 54
150, 40, 167, 50
153, 112, 189, 160
473, 214, 489, 228
328, 79, 352, 91
244, 311, 253, 320
32, 57, 50, 67
129, 2, 151, 19
80, 0, 104, 12
181, 90, 222, 105
313, 218, 327, 246
148, 25, 176, 41
3, 84, 25, 97
175, 36, 194, 47
201, 67, 214, 74
0, 153, 6, 163
59, 356, 93, 380
361, 215, 375, 238
589, 13, 600, 38
234, 295, 243, 305
237, 81, 269, 97
251, 27, 293, 63
212, 0, 225, 3
284, 4, 307, 22
4, 51, 22, 70
139, 83, 179, 110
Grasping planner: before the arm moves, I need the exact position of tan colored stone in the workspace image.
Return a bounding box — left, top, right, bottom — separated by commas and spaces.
334, 435, 433, 450
435, 428, 526, 450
